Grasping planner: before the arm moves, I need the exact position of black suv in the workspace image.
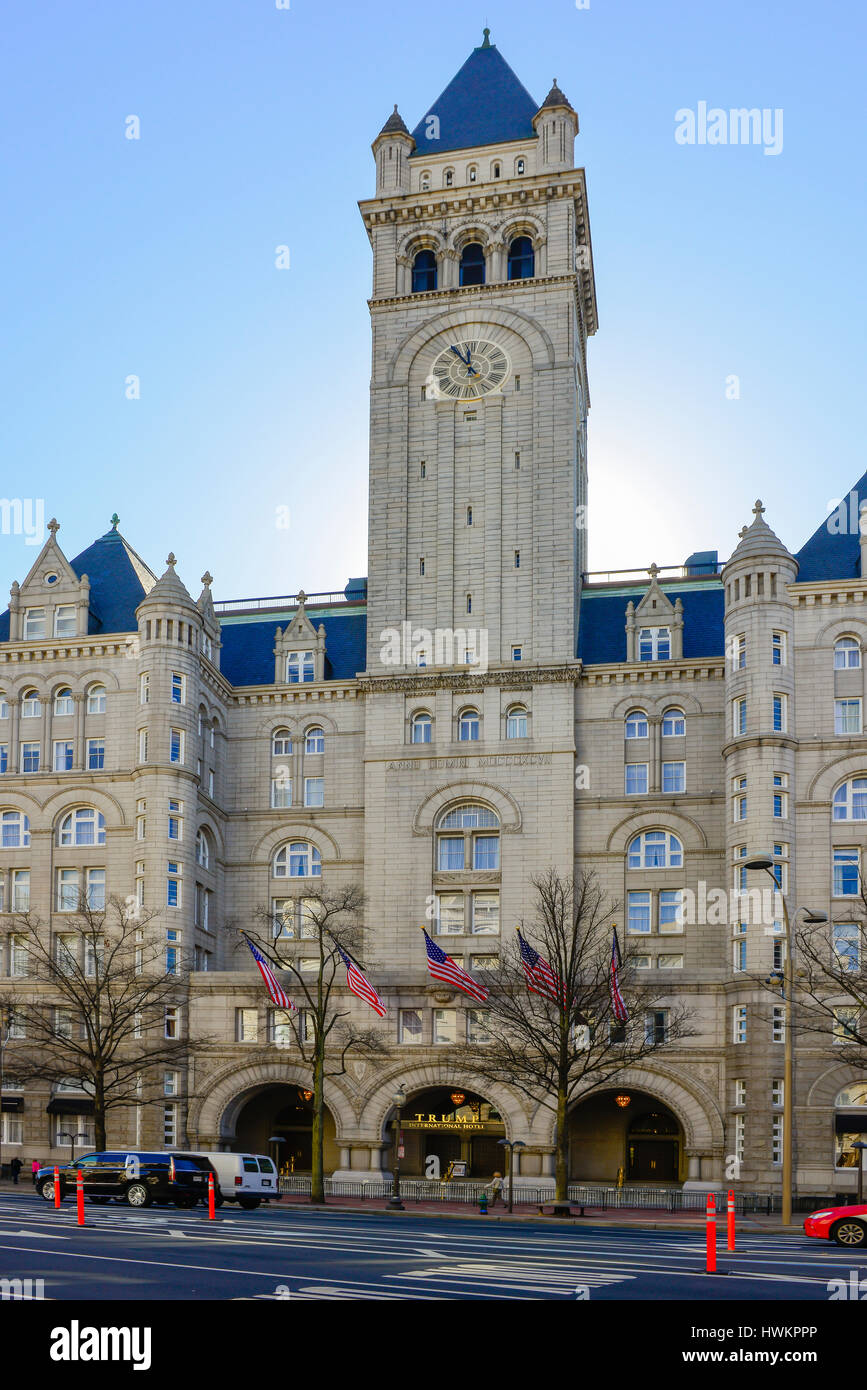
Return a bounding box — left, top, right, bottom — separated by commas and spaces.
36, 1152, 219, 1208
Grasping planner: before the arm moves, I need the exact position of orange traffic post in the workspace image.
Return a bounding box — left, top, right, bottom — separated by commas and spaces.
705, 1192, 716, 1272
727, 1189, 736, 1252
208, 1172, 216, 1220
53, 1165, 61, 1209
76, 1168, 85, 1226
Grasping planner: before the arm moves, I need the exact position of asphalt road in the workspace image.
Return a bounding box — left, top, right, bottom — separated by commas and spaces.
0, 1189, 862, 1301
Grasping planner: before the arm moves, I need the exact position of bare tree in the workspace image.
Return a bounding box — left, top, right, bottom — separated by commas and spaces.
6, 896, 189, 1150
454, 870, 693, 1203
789, 886, 867, 1058
242, 883, 389, 1204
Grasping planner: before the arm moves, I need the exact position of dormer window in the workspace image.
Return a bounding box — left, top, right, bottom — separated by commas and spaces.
54, 605, 76, 638
286, 651, 315, 684
639, 627, 671, 661
23, 608, 46, 640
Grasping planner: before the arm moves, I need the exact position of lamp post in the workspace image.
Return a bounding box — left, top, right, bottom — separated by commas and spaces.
852, 1141, 867, 1206
388, 1085, 407, 1210
0, 1009, 10, 1181
57, 1131, 74, 1164
496, 1138, 525, 1214
745, 855, 826, 1227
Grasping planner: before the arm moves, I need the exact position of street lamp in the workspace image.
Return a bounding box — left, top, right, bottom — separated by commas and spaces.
0, 1009, 10, 1181
388, 1085, 407, 1210
496, 1138, 526, 1214
745, 854, 827, 1226
57, 1131, 74, 1163
852, 1141, 867, 1206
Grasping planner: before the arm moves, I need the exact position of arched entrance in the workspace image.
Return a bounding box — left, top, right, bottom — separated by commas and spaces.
391, 1087, 506, 1179
229, 1085, 339, 1176
569, 1089, 684, 1184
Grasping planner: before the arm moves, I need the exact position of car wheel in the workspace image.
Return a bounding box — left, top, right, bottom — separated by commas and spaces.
832, 1219, 867, 1247
174, 1194, 197, 1209
238, 1197, 261, 1211
88, 1196, 111, 1205
125, 1181, 153, 1208
39, 1180, 57, 1202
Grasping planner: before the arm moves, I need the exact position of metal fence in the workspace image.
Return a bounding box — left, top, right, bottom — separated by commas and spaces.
276, 1176, 830, 1213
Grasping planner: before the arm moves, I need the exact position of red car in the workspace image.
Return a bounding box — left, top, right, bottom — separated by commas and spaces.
804, 1204, 867, 1247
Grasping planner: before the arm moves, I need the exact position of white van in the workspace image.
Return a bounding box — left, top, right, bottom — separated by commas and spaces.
182, 1152, 281, 1209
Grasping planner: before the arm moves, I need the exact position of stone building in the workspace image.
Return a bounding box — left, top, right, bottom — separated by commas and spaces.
1, 33, 865, 1194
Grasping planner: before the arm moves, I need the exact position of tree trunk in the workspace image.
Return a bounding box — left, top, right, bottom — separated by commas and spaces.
555, 1082, 569, 1203
310, 1047, 326, 1204
94, 1071, 107, 1151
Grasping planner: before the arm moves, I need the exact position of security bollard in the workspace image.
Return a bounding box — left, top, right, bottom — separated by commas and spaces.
54, 1165, 61, 1209
76, 1168, 85, 1227
705, 1193, 716, 1272
727, 1189, 736, 1252
208, 1172, 216, 1220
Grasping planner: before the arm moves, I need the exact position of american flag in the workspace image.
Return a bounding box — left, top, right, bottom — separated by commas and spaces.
609, 927, 629, 1024
244, 935, 295, 1011
516, 929, 566, 1006
336, 944, 387, 1018
422, 928, 489, 1003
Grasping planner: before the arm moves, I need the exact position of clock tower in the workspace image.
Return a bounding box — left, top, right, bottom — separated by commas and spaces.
359, 31, 597, 675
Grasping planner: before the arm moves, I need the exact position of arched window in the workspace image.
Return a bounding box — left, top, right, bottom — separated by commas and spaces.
411, 712, 432, 745
436, 803, 500, 871
58, 808, 106, 847
492, 162, 501, 179
458, 708, 480, 742
273, 841, 322, 879
506, 706, 528, 739
444, 169, 453, 187
54, 688, 74, 716
468, 165, 477, 183
507, 236, 534, 280
0, 693, 7, 719
272, 729, 292, 757
87, 684, 106, 714
466, 506, 473, 526
305, 726, 324, 754
21, 689, 41, 718
459, 242, 486, 287
835, 637, 862, 669
625, 709, 648, 740
420, 171, 431, 191
411, 249, 437, 293
662, 707, 686, 737
836, 1083, 867, 1107
1, 810, 30, 848
628, 831, 683, 869
516, 158, 526, 175
833, 777, 867, 821
195, 829, 210, 868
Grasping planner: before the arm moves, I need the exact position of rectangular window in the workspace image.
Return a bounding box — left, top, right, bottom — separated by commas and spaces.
163, 1104, 178, 1147
84, 935, 105, 977
773, 693, 787, 732
399, 1009, 423, 1044
467, 1009, 491, 1043
734, 1114, 745, 1163
644, 1009, 669, 1045
10, 936, 29, 977
0, 744, 7, 774
169, 729, 184, 764
236, 1008, 258, 1043
436, 892, 464, 935
433, 1009, 457, 1044
732, 1005, 747, 1044
733, 775, 747, 822
514, 550, 520, 569
833, 1007, 860, 1044
139, 673, 150, 705
23, 608, 46, 639
772, 1006, 785, 1043
471, 892, 499, 934
734, 1079, 746, 1108
638, 627, 670, 661
167, 798, 183, 840
656, 955, 683, 970
171, 673, 185, 704
771, 1118, 783, 1165
834, 921, 861, 973
57, 868, 79, 912
733, 698, 747, 737
139, 729, 148, 763
733, 939, 747, 972
771, 1078, 784, 1108
21, 742, 40, 773
658, 891, 683, 933
772, 631, 785, 666
835, 699, 862, 735
87, 739, 105, 771
625, 763, 648, 796
268, 1008, 294, 1046
164, 1071, 179, 1097
11, 871, 30, 912
511, 646, 522, 662
661, 762, 685, 794
733, 633, 746, 670
85, 868, 105, 910
438, 837, 464, 872
627, 891, 651, 935
470, 954, 499, 971
473, 836, 499, 871
53, 740, 74, 772
167, 862, 181, 908
303, 777, 324, 808
833, 848, 860, 897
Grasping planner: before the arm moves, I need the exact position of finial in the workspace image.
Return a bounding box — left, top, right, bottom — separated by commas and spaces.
648, 562, 659, 579
481, 26, 491, 46
201, 571, 213, 587
393, 104, 398, 113
753, 499, 765, 519
296, 588, 307, 606
166, 552, 176, 568
47, 518, 59, 537
738, 526, 748, 539
109, 513, 120, 530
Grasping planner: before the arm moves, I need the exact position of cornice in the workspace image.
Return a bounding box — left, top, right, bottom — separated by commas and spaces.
790, 581, 867, 605
368, 273, 581, 314
720, 734, 798, 757
0, 637, 137, 663
581, 660, 725, 685
358, 664, 580, 694
358, 172, 589, 227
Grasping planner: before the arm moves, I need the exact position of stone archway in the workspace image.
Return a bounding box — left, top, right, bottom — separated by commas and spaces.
569, 1088, 683, 1183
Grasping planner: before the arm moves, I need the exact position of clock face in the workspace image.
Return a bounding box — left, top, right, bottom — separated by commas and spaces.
430, 338, 510, 401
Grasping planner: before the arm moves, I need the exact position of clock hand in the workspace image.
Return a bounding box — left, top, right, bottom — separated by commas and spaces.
449, 345, 468, 364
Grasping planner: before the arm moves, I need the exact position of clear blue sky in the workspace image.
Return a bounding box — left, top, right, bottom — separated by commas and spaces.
1, 0, 864, 600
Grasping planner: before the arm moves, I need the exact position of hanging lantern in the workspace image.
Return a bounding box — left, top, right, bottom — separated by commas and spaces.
450, 1092, 466, 1106
298, 1089, 313, 1102
615, 1094, 631, 1109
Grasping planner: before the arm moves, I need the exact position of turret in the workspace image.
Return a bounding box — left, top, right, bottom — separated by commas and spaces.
372, 106, 415, 196
532, 79, 578, 173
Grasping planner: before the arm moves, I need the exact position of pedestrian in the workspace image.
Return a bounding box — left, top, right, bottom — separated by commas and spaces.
487, 1171, 505, 1207
9, 1157, 22, 1185
31, 1158, 41, 1186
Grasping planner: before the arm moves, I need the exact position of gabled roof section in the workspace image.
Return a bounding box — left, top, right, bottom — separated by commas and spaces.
68, 526, 157, 633
219, 611, 367, 687
410, 35, 539, 157
795, 470, 867, 583
578, 583, 724, 665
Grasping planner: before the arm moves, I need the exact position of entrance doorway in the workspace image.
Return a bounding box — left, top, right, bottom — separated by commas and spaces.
568, 1089, 683, 1184
229, 1085, 338, 1175
391, 1088, 505, 1178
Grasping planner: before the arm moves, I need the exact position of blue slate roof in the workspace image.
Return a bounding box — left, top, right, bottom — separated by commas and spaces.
577, 585, 725, 665
0, 527, 156, 641
794, 470, 867, 584
410, 41, 539, 157
219, 611, 367, 687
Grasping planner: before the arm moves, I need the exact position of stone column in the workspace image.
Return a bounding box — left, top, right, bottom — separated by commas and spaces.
649, 715, 661, 793
368, 1145, 383, 1171
8, 698, 19, 773
73, 693, 86, 771
338, 1146, 350, 1170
